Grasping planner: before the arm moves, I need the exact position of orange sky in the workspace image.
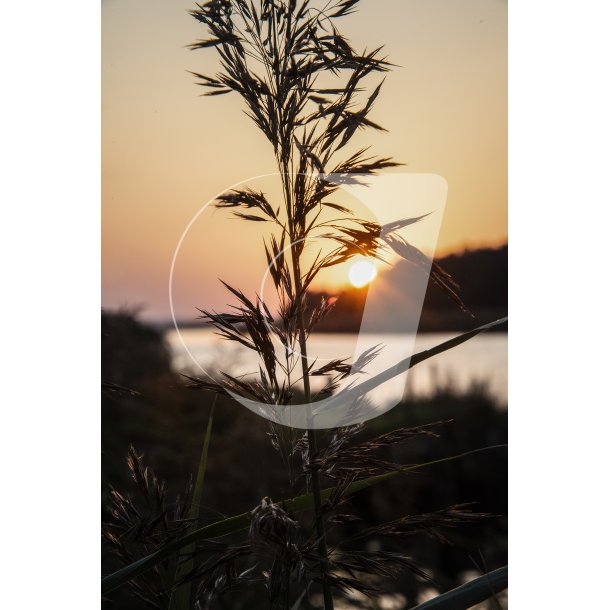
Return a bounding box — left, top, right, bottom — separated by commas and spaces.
102, 0, 507, 321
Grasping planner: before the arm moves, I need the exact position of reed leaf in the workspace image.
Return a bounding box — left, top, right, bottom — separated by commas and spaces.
317, 317, 507, 413
411, 565, 508, 610
169, 396, 217, 610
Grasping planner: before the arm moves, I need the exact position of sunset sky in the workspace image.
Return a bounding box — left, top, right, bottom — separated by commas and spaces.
102, 0, 507, 321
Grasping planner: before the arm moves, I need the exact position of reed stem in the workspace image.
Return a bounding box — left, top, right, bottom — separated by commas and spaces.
290, 248, 335, 610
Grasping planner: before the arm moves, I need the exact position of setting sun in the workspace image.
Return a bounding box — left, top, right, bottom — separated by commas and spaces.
348, 260, 378, 288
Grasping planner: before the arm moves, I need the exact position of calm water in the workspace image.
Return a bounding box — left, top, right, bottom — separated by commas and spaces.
165, 329, 507, 406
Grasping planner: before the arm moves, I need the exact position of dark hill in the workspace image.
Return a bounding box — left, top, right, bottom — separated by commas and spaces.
308, 244, 507, 333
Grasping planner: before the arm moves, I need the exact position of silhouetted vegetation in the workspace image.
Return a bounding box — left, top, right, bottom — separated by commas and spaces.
102, 310, 506, 609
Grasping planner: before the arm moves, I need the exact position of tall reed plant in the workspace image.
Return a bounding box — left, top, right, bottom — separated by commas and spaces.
102, 2, 508, 608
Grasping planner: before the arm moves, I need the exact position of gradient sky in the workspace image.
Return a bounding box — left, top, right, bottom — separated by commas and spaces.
102, 0, 507, 321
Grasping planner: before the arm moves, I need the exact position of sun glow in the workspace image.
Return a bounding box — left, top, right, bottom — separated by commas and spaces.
348, 259, 378, 288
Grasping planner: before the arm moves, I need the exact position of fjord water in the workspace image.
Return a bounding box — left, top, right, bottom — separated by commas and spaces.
166, 329, 508, 407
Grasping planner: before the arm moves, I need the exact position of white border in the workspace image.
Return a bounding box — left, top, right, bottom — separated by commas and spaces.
1, 0, 100, 607
510, 1, 610, 607
2, 0, 610, 607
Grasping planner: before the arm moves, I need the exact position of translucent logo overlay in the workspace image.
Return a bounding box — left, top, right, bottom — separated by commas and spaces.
170, 173, 447, 429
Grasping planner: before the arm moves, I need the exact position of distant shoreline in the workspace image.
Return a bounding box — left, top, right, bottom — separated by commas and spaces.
155, 315, 508, 335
